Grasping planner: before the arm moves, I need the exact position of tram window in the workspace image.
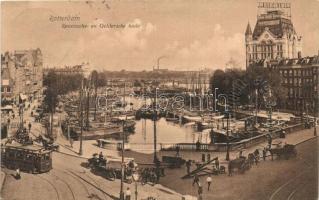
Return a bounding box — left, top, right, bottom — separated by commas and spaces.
16, 152, 24, 159
42, 154, 49, 160
7, 152, 15, 158
26, 154, 34, 160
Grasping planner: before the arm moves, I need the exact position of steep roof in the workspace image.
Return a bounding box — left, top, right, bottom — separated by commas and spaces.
252, 11, 295, 39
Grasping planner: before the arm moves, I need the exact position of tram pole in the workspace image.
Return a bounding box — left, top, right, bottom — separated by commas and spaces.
153, 87, 159, 164
119, 83, 126, 200
226, 112, 230, 161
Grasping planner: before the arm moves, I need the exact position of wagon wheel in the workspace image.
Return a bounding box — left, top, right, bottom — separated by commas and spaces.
107, 170, 116, 181
239, 163, 246, 174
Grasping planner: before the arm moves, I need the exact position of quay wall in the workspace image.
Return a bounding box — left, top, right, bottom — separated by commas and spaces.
160, 123, 305, 152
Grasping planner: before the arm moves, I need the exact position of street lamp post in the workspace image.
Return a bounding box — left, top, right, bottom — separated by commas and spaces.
132, 172, 139, 200
119, 121, 125, 200
153, 87, 159, 164
226, 112, 230, 161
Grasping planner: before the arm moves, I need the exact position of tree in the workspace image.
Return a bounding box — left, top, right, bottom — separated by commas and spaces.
44, 72, 58, 135
209, 67, 287, 110
91, 70, 99, 120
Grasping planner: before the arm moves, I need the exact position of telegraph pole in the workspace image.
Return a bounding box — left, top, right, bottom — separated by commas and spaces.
255, 88, 258, 125
86, 86, 90, 130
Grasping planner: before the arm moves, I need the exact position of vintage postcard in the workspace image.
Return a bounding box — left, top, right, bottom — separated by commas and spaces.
1, 0, 318, 199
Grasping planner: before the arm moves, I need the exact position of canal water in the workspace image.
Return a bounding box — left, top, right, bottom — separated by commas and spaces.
127, 118, 211, 153
118, 96, 211, 153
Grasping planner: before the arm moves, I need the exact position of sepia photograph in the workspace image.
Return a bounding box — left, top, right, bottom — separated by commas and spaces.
0, 0, 318, 199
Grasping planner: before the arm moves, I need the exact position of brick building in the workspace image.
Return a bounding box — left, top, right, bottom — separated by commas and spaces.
269, 56, 319, 115
1, 49, 43, 103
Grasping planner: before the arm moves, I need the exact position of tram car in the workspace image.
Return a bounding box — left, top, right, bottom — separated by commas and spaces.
1, 143, 52, 173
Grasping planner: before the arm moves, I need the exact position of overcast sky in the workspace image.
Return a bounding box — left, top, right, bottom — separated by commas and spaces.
1, 0, 319, 71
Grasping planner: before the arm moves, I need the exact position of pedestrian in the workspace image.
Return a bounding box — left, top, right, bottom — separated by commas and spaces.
16, 168, 21, 179
198, 182, 203, 196
193, 174, 199, 186
99, 151, 104, 162
125, 187, 131, 200
28, 122, 32, 133
196, 140, 201, 151
262, 148, 267, 161
239, 150, 243, 158
254, 154, 259, 165
186, 160, 191, 174
206, 175, 212, 191
268, 135, 272, 149
215, 157, 219, 170
70, 138, 74, 148
175, 145, 180, 157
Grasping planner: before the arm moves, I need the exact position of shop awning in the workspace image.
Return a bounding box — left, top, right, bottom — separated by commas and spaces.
2, 79, 9, 86
1, 105, 13, 110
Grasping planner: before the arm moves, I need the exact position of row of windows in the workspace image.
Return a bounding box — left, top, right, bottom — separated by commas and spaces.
282, 78, 315, 85
288, 88, 313, 98
280, 69, 316, 76
250, 44, 282, 52
1, 87, 11, 93
249, 52, 283, 60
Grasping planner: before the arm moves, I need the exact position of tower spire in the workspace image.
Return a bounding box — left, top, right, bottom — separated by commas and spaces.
245, 22, 252, 36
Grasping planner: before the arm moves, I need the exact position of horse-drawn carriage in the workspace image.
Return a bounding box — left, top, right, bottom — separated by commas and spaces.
87, 154, 165, 184
228, 157, 250, 176
269, 143, 297, 160
228, 149, 260, 176
87, 154, 117, 180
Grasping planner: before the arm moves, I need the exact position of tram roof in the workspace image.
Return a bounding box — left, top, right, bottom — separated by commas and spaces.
4, 143, 51, 153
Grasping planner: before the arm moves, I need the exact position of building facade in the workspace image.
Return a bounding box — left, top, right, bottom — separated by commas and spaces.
245, 10, 302, 69
1, 49, 43, 103
269, 56, 319, 115
246, 5, 319, 116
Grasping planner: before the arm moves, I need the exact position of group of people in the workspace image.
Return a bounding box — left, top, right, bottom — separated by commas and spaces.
189, 158, 221, 199
192, 174, 213, 199
140, 167, 164, 184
